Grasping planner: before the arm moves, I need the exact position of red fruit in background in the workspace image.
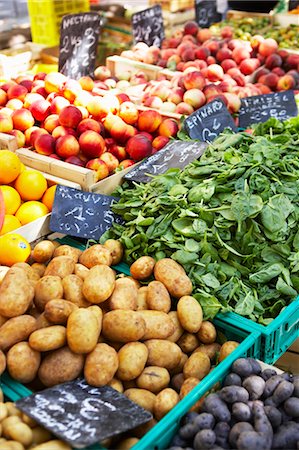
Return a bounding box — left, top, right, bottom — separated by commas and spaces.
265, 54, 282, 70
7, 84, 28, 101
216, 48, 232, 63
117, 93, 131, 104
197, 28, 212, 43
52, 126, 77, 139
272, 67, 285, 77
259, 38, 278, 57
221, 59, 237, 72
239, 58, 260, 75
12, 108, 35, 131
99, 152, 119, 173
184, 21, 199, 36
120, 159, 135, 169
59, 105, 82, 129
56, 135, 80, 159
29, 99, 51, 122
109, 145, 127, 161
137, 110, 162, 133
126, 135, 152, 161
77, 118, 102, 135
79, 130, 106, 158
152, 135, 170, 151
264, 73, 279, 90
139, 131, 154, 142
276, 74, 296, 91
221, 26, 233, 39
183, 71, 205, 90
35, 134, 55, 156
232, 47, 251, 64
158, 119, 179, 138
195, 47, 210, 61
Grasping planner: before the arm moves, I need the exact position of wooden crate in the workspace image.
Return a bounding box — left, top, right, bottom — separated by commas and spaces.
106, 56, 162, 81
0, 42, 45, 80
138, 104, 182, 120
0, 133, 18, 152
149, 0, 194, 13
226, 9, 273, 21
9, 213, 52, 244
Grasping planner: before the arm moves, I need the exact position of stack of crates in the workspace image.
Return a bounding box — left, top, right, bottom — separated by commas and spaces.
28, 0, 90, 47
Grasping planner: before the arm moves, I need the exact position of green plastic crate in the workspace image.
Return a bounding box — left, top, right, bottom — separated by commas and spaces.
217, 296, 299, 365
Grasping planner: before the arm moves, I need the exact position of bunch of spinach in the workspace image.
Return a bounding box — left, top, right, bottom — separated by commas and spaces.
101, 118, 299, 324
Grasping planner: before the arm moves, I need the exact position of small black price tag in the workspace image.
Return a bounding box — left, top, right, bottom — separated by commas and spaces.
132, 5, 165, 48
58, 12, 102, 80
195, 0, 222, 27
50, 185, 123, 240
238, 90, 298, 128
184, 98, 237, 141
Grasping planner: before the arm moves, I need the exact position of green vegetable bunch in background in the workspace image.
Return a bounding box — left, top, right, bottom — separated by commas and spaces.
101, 118, 299, 324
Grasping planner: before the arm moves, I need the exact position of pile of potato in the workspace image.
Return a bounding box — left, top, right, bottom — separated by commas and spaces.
0, 239, 239, 440
0, 387, 71, 450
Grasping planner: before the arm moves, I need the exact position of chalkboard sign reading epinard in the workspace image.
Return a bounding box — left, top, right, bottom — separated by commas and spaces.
132, 5, 165, 48
195, 0, 222, 27
124, 140, 207, 183
184, 98, 237, 142
238, 90, 298, 128
59, 12, 101, 80
16, 379, 152, 448
50, 186, 123, 240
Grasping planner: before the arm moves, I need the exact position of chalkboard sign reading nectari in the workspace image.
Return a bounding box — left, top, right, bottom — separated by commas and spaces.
238, 90, 298, 128
59, 12, 101, 80
50, 186, 123, 240
184, 98, 237, 142
132, 5, 165, 48
195, 0, 222, 27
124, 140, 207, 183
16, 379, 152, 448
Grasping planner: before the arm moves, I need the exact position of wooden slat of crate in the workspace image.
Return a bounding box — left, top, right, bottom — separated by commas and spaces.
16, 148, 96, 191
226, 9, 272, 20
150, 0, 194, 13
0, 133, 18, 152
138, 104, 182, 120
106, 56, 162, 81
9, 213, 51, 244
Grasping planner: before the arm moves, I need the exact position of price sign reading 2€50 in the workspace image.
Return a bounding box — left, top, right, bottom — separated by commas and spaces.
132, 5, 165, 48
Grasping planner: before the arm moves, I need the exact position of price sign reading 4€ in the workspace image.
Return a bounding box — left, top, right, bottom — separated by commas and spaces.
131, 5, 165, 48
59, 12, 102, 80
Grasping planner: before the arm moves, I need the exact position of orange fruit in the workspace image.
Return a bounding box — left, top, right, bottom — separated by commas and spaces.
15, 169, 48, 201
0, 233, 31, 266
0, 186, 21, 214
42, 185, 57, 212
0, 151, 21, 184
15, 201, 49, 225
0, 215, 22, 235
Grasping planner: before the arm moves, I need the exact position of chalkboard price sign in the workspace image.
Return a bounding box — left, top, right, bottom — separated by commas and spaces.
184, 98, 237, 142
50, 185, 123, 240
238, 90, 298, 128
16, 379, 152, 448
132, 5, 165, 48
59, 12, 101, 80
124, 140, 207, 183
195, 0, 222, 27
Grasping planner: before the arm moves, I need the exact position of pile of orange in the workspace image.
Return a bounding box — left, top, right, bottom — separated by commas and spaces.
0, 150, 56, 236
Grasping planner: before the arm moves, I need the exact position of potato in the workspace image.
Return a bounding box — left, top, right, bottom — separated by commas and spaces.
167, 312, 184, 343
31, 426, 52, 446
34, 276, 64, 311
74, 264, 89, 280
108, 378, 124, 393
136, 287, 148, 310
12, 263, 40, 287
197, 321, 217, 344
44, 300, 78, 324
177, 332, 200, 354
130, 256, 155, 280
179, 377, 205, 412
82, 265, 115, 304
38, 346, 85, 387
103, 310, 145, 342
35, 313, 53, 330
29, 326, 66, 352
145, 339, 182, 370
136, 366, 170, 393
30, 440, 71, 450
126, 277, 141, 289
138, 311, 174, 340
193, 343, 221, 361
170, 352, 188, 376
32, 241, 55, 263
5, 422, 33, 446
146, 281, 171, 313
124, 389, 156, 413
21, 412, 37, 427
1, 442, 24, 450
31, 263, 46, 277
7, 342, 41, 383
62, 274, 90, 308
219, 341, 239, 362
177, 296, 203, 333
0, 350, 6, 375
67, 308, 101, 354
0, 315, 37, 351
116, 438, 139, 449
44, 256, 75, 278
53, 245, 82, 263
0, 402, 8, 421
171, 373, 185, 392
79, 245, 112, 268
88, 305, 103, 331
2, 416, 21, 436
154, 388, 179, 420
6, 402, 22, 417
108, 278, 138, 311
0, 314, 7, 327
84, 343, 118, 387
0, 267, 34, 318
183, 352, 211, 380
103, 239, 123, 265
117, 342, 148, 381
154, 259, 192, 298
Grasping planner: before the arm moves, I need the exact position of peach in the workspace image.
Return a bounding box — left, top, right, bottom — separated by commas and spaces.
138, 131, 153, 142
8, 129, 25, 148
221, 59, 237, 72
77, 118, 102, 135
285, 54, 299, 70
23, 92, 44, 108
207, 64, 224, 82
12, 108, 34, 131
206, 56, 216, 65
44, 72, 66, 94
0, 88, 7, 106
29, 99, 51, 122
216, 48, 233, 63
56, 135, 80, 159
43, 114, 60, 133
152, 136, 170, 151
0, 107, 13, 117
99, 152, 119, 173
137, 110, 162, 133
183, 71, 205, 90
207, 94, 228, 106
24, 126, 40, 145
79, 76, 94, 91
74, 91, 93, 108
195, 46, 210, 61
77, 106, 89, 120
117, 93, 131, 104
34, 72, 46, 81
183, 89, 206, 109
64, 156, 85, 166
272, 67, 285, 77
184, 20, 199, 36
197, 28, 212, 43
250, 34, 264, 50
264, 73, 279, 90
87, 95, 119, 120
125, 135, 152, 161
52, 126, 77, 139
35, 134, 56, 156
49, 153, 62, 160
79, 130, 106, 158
150, 82, 171, 101
265, 54, 282, 70
239, 58, 260, 75
259, 38, 278, 57
0, 81, 16, 92
50, 96, 70, 114
6, 99, 23, 110
111, 121, 136, 145
7, 84, 28, 101
19, 79, 33, 92
223, 93, 241, 114
205, 41, 220, 56
31, 85, 47, 97
119, 159, 135, 169
221, 26, 233, 39
232, 47, 251, 64
58, 105, 82, 129
86, 159, 109, 181
94, 66, 111, 81
119, 101, 139, 125
203, 84, 222, 100
62, 79, 82, 102
181, 48, 196, 62
158, 119, 179, 138
175, 102, 194, 115
168, 87, 184, 105
277, 75, 296, 91
109, 145, 127, 161
30, 128, 49, 147
0, 112, 13, 132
